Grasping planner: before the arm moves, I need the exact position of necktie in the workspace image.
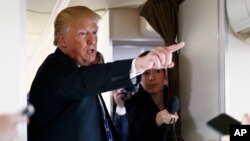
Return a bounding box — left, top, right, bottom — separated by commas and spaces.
98, 94, 113, 141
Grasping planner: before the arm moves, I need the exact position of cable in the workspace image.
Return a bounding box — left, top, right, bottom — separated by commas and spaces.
162, 118, 174, 141
172, 119, 177, 141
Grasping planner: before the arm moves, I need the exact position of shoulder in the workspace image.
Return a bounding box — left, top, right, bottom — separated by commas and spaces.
41, 49, 77, 69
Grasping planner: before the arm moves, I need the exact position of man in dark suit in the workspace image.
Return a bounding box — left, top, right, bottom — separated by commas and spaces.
27, 5, 184, 141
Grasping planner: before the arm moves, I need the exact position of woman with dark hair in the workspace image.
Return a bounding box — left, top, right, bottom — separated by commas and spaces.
113, 51, 179, 141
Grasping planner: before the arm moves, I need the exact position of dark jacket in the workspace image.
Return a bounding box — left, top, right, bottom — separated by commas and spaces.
28, 48, 139, 141
125, 85, 169, 141
113, 112, 129, 141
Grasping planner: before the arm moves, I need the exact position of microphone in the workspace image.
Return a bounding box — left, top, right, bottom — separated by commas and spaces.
166, 95, 180, 114
162, 95, 180, 141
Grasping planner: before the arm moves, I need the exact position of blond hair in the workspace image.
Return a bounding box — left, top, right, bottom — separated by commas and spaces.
53, 6, 101, 46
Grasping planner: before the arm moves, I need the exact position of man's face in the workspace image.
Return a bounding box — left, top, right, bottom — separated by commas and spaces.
61, 19, 98, 66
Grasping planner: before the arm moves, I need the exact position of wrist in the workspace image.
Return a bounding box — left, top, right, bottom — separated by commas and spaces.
155, 112, 163, 126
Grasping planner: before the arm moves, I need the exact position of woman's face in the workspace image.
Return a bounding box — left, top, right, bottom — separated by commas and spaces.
140, 69, 166, 95
59, 19, 98, 66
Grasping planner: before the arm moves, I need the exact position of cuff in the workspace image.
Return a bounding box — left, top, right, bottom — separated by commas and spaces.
116, 106, 127, 115
129, 59, 143, 84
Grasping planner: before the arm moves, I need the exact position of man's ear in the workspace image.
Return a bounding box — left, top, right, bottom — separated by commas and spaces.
57, 34, 67, 48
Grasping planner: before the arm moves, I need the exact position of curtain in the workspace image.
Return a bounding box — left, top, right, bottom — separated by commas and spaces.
139, 0, 184, 102
139, 0, 184, 135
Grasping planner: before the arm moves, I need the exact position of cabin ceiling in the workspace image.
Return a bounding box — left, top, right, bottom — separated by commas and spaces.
27, 0, 146, 13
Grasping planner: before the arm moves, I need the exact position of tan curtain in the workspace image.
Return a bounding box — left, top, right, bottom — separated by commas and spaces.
139, 0, 184, 135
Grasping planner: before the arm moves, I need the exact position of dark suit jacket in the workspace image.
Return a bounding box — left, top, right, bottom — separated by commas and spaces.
113, 112, 129, 141
28, 48, 139, 141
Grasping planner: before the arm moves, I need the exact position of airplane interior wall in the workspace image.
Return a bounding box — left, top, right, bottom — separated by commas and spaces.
179, 0, 250, 140
0, 0, 26, 115
0, 0, 27, 141
227, 27, 250, 119
179, 0, 221, 140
